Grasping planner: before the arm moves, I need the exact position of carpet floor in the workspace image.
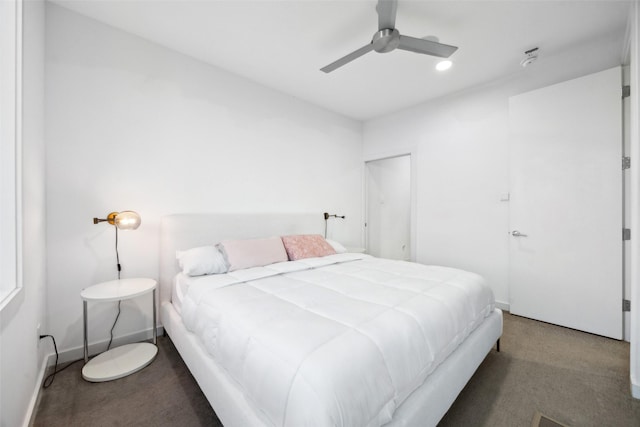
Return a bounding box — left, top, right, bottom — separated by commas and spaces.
32, 312, 640, 426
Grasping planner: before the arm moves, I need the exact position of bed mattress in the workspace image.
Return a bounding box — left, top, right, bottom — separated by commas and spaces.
172, 273, 191, 316
180, 253, 495, 427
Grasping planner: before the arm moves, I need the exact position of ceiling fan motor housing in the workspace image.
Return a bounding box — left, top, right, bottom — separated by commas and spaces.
373, 28, 400, 53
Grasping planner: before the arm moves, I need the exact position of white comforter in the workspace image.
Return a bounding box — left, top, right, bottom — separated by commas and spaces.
180, 253, 495, 427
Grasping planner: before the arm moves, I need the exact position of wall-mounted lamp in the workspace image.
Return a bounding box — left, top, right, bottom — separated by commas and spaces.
323, 212, 345, 238
93, 210, 141, 278
93, 210, 141, 230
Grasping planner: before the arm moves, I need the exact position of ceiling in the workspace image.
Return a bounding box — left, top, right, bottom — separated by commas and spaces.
51, 0, 631, 121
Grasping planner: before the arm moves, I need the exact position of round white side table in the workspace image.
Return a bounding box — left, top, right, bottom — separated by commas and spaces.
81, 278, 158, 382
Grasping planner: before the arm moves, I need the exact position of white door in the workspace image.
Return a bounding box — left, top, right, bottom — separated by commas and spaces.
366, 155, 411, 260
508, 67, 623, 339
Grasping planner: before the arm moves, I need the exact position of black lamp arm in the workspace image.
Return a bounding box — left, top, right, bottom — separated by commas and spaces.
324, 213, 345, 219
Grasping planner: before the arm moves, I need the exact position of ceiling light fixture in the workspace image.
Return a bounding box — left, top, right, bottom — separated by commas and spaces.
436, 60, 452, 71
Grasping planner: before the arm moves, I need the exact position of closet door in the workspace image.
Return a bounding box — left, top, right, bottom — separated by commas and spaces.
508, 67, 623, 339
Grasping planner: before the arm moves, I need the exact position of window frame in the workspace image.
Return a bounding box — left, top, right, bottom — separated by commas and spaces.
0, 0, 23, 311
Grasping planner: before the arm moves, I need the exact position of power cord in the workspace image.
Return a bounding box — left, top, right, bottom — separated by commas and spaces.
39, 297, 122, 387
39, 335, 81, 388
115, 226, 121, 280
111, 224, 122, 350
106, 300, 121, 351
40, 219, 126, 388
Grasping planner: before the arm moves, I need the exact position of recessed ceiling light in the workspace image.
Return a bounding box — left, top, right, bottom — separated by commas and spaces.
436, 60, 452, 71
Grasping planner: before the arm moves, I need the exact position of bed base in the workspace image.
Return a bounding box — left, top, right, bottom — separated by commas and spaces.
161, 301, 502, 427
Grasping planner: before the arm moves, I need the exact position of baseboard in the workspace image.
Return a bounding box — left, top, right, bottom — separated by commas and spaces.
632, 381, 640, 399
495, 300, 510, 312
23, 351, 55, 427
56, 325, 165, 364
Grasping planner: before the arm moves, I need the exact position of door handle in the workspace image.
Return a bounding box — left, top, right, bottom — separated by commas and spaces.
511, 230, 528, 237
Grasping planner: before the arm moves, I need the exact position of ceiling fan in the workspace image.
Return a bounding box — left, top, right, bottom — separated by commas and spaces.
320, 0, 458, 73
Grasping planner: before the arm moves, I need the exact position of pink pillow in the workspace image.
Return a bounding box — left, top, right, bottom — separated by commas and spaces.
217, 237, 288, 271
281, 234, 337, 261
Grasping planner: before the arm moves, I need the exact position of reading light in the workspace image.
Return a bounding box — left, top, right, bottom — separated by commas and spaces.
436, 60, 452, 71
93, 210, 141, 278
93, 211, 141, 230
323, 212, 345, 238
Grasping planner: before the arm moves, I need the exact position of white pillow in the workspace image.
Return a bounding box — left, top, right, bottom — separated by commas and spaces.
325, 239, 347, 254
176, 245, 228, 276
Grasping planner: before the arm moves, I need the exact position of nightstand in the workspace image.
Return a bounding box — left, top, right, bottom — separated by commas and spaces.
81, 278, 158, 382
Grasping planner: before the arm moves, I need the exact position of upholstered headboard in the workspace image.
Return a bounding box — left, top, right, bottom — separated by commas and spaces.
159, 213, 324, 304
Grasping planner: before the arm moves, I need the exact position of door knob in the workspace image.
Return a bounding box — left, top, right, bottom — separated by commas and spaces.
511, 230, 528, 237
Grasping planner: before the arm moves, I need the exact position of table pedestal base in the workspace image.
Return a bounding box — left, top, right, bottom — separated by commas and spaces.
82, 342, 158, 382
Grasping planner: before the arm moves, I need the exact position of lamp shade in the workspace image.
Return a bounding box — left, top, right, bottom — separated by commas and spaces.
114, 211, 141, 230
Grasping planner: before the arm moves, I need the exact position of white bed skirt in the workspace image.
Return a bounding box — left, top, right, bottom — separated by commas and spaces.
161, 301, 502, 427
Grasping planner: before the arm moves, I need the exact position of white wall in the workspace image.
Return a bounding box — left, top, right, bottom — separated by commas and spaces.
363, 35, 626, 309
0, 0, 47, 426
364, 90, 510, 307
45, 4, 363, 357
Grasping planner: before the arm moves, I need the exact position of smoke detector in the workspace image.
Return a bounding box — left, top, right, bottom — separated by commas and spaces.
520, 47, 539, 67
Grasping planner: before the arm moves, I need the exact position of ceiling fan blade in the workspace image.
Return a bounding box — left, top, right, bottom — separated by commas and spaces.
397, 35, 458, 58
320, 43, 375, 73
377, 0, 398, 30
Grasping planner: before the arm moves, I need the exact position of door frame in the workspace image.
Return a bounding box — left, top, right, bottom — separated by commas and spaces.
364, 149, 417, 261
623, 65, 631, 342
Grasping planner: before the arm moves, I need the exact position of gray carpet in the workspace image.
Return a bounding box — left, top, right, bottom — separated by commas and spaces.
33, 313, 640, 426
439, 313, 640, 426
32, 337, 221, 427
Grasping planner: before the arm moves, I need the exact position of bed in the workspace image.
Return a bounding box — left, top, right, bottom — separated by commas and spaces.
159, 213, 502, 427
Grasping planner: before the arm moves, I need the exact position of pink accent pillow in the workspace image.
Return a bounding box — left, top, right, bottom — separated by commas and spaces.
281, 234, 337, 261
217, 237, 288, 272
